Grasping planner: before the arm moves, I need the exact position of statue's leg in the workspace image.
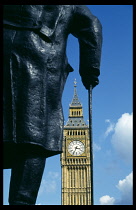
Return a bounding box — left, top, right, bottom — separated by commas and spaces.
8, 145, 46, 205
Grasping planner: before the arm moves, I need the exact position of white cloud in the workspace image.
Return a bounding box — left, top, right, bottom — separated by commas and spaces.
117, 172, 133, 192
104, 119, 115, 137
93, 142, 101, 151
111, 113, 133, 163
99, 172, 133, 205
115, 172, 133, 205
99, 195, 115, 205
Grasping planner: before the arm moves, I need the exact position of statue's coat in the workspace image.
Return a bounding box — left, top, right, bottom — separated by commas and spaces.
3, 5, 102, 167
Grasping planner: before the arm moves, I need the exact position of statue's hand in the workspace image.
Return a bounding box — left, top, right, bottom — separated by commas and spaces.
81, 74, 99, 90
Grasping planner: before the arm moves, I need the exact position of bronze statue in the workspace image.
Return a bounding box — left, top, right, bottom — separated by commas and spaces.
3, 5, 102, 205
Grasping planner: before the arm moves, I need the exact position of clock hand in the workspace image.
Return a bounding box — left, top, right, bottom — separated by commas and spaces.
75, 146, 80, 150
73, 146, 81, 155
73, 147, 77, 154
73, 146, 78, 154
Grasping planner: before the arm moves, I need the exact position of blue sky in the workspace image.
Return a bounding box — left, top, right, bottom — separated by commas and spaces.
3, 5, 133, 205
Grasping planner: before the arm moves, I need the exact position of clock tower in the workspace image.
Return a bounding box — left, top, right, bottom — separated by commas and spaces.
61, 80, 92, 205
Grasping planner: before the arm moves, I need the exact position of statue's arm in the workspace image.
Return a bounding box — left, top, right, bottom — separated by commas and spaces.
71, 5, 103, 89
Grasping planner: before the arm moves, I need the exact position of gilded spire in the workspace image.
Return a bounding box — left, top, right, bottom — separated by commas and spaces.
74, 78, 77, 87
65, 79, 87, 127
70, 79, 82, 107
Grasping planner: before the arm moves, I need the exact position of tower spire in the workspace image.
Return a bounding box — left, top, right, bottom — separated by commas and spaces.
74, 78, 77, 87
65, 79, 87, 126
70, 79, 82, 107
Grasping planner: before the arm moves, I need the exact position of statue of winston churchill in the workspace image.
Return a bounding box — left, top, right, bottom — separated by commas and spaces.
3, 5, 102, 205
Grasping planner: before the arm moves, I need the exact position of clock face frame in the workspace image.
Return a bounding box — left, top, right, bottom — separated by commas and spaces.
68, 140, 85, 156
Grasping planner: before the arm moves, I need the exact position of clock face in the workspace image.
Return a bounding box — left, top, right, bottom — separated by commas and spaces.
68, 140, 85, 156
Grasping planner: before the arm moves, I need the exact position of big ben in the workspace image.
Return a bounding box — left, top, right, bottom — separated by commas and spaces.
61, 80, 92, 205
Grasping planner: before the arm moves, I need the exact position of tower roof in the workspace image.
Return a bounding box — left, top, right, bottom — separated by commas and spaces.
70, 79, 82, 107
65, 117, 87, 127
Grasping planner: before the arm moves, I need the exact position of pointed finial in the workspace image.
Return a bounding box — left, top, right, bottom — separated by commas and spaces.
74, 78, 77, 87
